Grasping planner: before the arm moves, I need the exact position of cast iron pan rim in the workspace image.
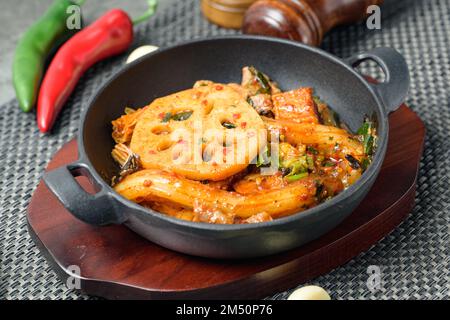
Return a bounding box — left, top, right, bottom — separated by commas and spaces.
78, 35, 389, 231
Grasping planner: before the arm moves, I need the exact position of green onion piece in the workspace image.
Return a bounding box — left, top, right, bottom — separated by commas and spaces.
161, 112, 172, 123
361, 158, 371, 172
172, 110, 193, 121
357, 122, 370, 136
247, 97, 254, 107
306, 155, 315, 170
322, 161, 335, 167
285, 172, 308, 183
315, 181, 325, 201
256, 72, 271, 94
306, 146, 318, 155
313, 96, 321, 105
357, 117, 377, 156
124, 107, 136, 115
256, 145, 270, 167
363, 135, 374, 155
222, 121, 236, 129
250, 66, 271, 94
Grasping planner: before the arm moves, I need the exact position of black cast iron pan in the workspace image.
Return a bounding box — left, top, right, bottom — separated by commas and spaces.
43, 36, 409, 258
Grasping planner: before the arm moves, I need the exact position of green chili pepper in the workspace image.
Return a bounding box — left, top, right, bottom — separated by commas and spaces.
13, 0, 82, 112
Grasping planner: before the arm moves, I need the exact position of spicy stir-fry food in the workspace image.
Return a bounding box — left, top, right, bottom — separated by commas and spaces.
111, 67, 377, 224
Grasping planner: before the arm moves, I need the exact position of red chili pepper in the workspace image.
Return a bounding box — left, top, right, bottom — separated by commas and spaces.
37, 9, 133, 133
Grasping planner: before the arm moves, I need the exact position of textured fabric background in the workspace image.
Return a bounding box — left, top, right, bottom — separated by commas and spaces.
0, 0, 448, 299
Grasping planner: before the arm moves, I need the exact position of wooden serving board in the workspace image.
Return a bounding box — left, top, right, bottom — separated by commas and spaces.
27, 104, 425, 299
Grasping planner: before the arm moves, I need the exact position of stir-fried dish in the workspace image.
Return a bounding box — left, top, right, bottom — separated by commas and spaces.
111, 67, 377, 224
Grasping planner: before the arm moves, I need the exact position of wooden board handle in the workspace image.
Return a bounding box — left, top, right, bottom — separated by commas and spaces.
243, 0, 384, 46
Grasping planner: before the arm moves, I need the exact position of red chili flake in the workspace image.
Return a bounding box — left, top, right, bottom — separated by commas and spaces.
177, 139, 187, 144
148, 149, 157, 155
232, 113, 241, 120
202, 99, 208, 106
222, 147, 228, 155
143, 180, 153, 187
240, 122, 247, 128
215, 85, 223, 91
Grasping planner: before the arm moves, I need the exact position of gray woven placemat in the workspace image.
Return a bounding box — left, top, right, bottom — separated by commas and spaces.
0, 0, 448, 300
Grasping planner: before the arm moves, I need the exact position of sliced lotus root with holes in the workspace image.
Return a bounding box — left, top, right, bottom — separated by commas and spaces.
129, 83, 266, 181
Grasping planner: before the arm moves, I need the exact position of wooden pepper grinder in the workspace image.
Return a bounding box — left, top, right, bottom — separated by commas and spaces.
242, 0, 384, 46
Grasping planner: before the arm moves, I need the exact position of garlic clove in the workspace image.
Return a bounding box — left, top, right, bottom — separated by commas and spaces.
126, 45, 159, 64
288, 285, 331, 300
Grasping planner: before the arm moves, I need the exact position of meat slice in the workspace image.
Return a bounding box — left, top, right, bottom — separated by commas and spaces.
247, 93, 274, 117
272, 87, 320, 124
240, 66, 281, 117
241, 66, 280, 96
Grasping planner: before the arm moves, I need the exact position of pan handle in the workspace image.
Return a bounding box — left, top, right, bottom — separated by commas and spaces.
345, 47, 410, 113
43, 161, 126, 226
